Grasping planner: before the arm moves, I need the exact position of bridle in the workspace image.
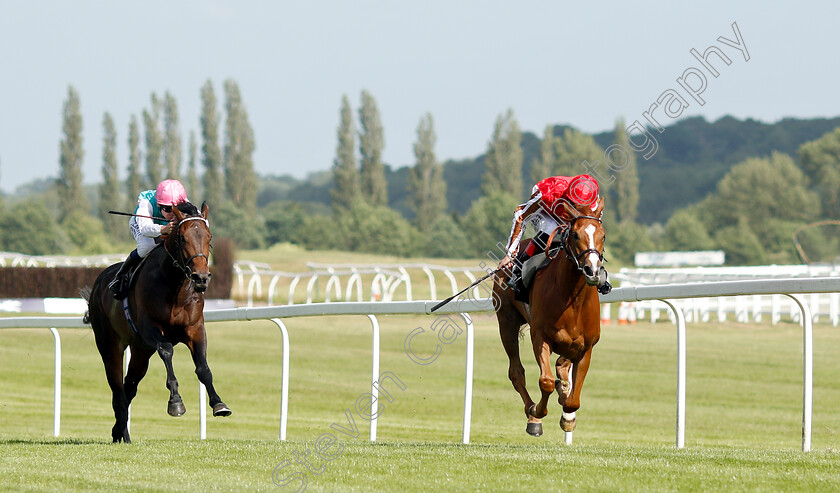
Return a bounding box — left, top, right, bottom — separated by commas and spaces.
547, 214, 606, 273
165, 216, 211, 280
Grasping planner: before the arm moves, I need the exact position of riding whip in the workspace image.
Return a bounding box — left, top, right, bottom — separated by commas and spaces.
108, 210, 171, 222
430, 268, 500, 312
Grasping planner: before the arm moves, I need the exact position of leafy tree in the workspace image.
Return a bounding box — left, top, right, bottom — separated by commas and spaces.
162, 91, 182, 180
336, 202, 421, 256
296, 213, 340, 251
0, 201, 65, 255
408, 113, 447, 231
201, 80, 224, 208
223, 79, 257, 209
262, 201, 307, 246
58, 85, 87, 222
555, 128, 603, 177
99, 112, 122, 238
702, 152, 817, 254
125, 115, 143, 211
331, 95, 359, 212
663, 209, 715, 251
61, 210, 111, 254
798, 127, 840, 218
612, 118, 640, 223
210, 200, 266, 250
143, 93, 163, 189
461, 190, 520, 258
482, 109, 523, 198
531, 125, 555, 183
358, 90, 388, 206
423, 215, 471, 258
607, 221, 655, 264
714, 217, 765, 265
186, 131, 200, 200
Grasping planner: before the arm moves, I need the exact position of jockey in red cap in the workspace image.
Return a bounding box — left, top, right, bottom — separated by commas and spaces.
108, 179, 190, 299
500, 174, 611, 297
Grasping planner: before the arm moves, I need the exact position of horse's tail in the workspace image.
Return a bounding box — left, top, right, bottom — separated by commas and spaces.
79, 286, 92, 324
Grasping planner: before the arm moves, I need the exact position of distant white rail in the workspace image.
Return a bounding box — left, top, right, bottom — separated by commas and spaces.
2, 277, 839, 451
233, 261, 486, 305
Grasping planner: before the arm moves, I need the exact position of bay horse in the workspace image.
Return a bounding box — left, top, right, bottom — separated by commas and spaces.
83, 201, 231, 443
494, 196, 605, 437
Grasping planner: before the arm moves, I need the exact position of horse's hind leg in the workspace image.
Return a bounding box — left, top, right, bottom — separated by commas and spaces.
498, 309, 539, 436
187, 330, 231, 417
156, 340, 186, 417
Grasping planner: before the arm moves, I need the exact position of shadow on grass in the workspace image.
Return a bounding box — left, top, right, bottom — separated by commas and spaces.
0, 438, 106, 445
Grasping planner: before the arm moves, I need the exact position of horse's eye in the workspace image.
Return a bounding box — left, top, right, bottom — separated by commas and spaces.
572, 232, 579, 240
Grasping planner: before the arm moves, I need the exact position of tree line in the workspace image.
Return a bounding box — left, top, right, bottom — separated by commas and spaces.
1, 85, 839, 266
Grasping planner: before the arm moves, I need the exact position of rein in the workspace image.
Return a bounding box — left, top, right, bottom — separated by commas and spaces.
554, 215, 606, 272
165, 216, 210, 280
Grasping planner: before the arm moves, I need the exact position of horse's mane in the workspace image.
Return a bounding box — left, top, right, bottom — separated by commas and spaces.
176, 201, 200, 216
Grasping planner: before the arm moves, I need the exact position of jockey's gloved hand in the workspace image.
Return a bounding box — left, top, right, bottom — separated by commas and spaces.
597, 266, 611, 295
160, 223, 174, 236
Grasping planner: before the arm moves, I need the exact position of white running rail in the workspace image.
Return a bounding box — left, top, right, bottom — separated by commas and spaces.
2, 277, 838, 451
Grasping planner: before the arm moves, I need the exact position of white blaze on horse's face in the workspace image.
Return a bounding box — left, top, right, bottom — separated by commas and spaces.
584, 224, 601, 274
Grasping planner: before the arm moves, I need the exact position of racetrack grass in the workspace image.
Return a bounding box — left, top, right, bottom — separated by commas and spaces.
2, 314, 840, 491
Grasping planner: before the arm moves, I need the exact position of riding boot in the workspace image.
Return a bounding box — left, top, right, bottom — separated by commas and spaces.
597, 266, 612, 295
510, 249, 533, 302
109, 250, 142, 299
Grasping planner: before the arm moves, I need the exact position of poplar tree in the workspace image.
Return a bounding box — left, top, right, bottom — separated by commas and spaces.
408, 113, 447, 231
554, 128, 603, 177
100, 112, 121, 235
223, 79, 257, 208
58, 85, 87, 222
331, 94, 359, 212
481, 109, 523, 198
187, 130, 200, 200
125, 115, 143, 211
531, 125, 556, 183
358, 90, 387, 206
143, 93, 163, 189
200, 80, 223, 207
162, 91, 182, 180
612, 118, 640, 223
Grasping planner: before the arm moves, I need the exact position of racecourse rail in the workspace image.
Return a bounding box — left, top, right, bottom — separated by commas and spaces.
2, 277, 839, 452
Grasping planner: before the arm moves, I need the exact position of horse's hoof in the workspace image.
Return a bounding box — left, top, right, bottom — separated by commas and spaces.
526, 422, 543, 437
112, 433, 131, 443
560, 416, 577, 432
212, 402, 232, 417
168, 400, 186, 417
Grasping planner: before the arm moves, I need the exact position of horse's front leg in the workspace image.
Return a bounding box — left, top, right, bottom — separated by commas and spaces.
187, 327, 231, 417
156, 339, 186, 417
560, 345, 594, 432
529, 332, 554, 422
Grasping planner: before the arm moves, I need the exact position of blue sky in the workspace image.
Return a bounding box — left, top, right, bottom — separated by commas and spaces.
1, 1, 838, 193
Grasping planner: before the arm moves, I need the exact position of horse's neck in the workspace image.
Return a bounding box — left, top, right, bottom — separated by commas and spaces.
149, 246, 194, 297
552, 258, 593, 301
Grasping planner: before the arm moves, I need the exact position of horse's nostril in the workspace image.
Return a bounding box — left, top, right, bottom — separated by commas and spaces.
583, 266, 594, 277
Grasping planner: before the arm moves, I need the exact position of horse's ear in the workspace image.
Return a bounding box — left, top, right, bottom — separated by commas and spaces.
201, 201, 209, 220
173, 204, 185, 221
591, 196, 605, 218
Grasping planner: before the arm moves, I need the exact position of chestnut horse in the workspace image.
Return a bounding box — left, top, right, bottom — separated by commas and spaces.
495, 196, 605, 437
84, 201, 230, 443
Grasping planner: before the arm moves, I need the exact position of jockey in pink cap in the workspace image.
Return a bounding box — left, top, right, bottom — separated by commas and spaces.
499, 174, 611, 297
108, 179, 189, 299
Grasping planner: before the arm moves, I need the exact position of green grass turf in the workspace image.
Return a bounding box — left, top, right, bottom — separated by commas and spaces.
1, 314, 839, 491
